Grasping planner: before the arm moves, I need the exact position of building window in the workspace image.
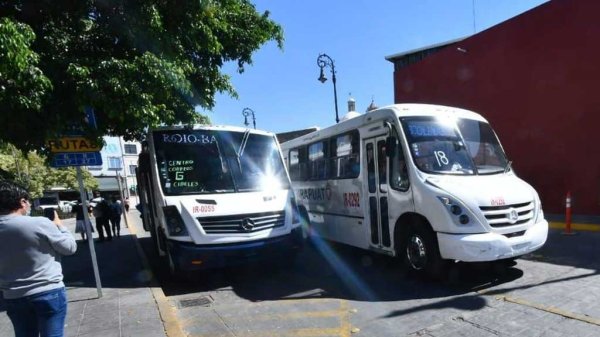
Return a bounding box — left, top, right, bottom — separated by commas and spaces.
129, 165, 137, 176
108, 157, 122, 170
124, 144, 137, 154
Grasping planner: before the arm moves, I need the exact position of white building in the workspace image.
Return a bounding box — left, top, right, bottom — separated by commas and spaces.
87, 136, 141, 198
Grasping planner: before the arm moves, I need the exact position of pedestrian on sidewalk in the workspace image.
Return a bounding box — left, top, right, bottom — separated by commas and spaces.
93, 198, 112, 242
109, 196, 123, 237
72, 199, 94, 240
0, 180, 77, 337
124, 197, 130, 212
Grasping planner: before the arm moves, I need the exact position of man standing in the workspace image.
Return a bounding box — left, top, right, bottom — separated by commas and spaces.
109, 196, 122, 237
0, 180, 77, 337
93, 198, 112, 241
124, 197, 130, 213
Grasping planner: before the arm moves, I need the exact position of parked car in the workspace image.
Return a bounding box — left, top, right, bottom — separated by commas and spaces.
59, 200, 77, 213
88, 197, 103, 208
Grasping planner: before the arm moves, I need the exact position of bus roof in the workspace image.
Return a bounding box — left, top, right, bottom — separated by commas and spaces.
281, 103, 488, 147
385, 103, 487, 121
148, 124, 275, 137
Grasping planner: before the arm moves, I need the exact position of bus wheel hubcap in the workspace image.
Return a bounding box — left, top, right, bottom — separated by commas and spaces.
407, 236, 427, 270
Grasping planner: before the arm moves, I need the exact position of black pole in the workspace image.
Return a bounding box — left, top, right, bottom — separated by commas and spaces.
332, 67, 339, 124
317, 54, 339, 123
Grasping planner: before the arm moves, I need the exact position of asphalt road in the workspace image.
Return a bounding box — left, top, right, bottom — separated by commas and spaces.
129, 212, 600, 337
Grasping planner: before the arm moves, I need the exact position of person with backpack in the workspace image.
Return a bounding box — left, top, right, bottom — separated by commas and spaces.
109, 196, 123, 237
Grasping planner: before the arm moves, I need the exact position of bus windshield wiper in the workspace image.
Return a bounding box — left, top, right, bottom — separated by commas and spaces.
504, 160, 512, 173
236, 129, 251, 171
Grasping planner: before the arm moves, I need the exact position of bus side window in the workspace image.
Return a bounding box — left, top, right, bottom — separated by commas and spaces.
377, 140, 387, 192
367, 144, 376, 193
390, 137, 410, 191
308, 141, 328, 180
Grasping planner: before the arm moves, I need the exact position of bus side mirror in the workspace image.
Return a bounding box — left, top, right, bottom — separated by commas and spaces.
385, 136, 397, 157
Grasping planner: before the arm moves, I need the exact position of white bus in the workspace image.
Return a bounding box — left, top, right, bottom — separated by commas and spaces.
281, 104, 548, 276
136, 125, 304, 275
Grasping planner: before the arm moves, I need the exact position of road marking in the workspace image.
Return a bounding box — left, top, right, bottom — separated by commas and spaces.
179, 309, 344, 324
192, 327, 343, 337
184, 299, 357, 337
339, 300, 351, 337
497, 295, 600, 326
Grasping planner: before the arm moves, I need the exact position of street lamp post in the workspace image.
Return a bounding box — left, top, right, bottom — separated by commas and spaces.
242, 107, 256, 129
317, 53, 340, 124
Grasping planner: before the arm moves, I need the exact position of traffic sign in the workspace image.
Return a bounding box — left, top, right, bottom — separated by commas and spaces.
48, 137, 102, 153
51, 152, 103, 167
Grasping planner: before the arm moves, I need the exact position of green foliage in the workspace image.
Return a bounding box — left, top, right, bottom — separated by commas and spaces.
0, 142, 98, 198
0, 1, 283, 152
0, 17, 52, 150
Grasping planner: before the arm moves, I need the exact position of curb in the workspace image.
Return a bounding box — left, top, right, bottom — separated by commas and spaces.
127, 214, 187, 337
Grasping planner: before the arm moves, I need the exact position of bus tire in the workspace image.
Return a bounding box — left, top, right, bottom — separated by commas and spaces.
165, 246, 180, 277
158, 230, 181, 278
402, 221, 445, 278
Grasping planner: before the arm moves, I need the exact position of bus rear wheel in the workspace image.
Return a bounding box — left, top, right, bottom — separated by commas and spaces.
402, 222, 445, 278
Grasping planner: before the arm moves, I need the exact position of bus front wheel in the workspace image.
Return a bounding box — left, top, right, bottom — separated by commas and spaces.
402, 222, 445, 278
158, 231, 180, 277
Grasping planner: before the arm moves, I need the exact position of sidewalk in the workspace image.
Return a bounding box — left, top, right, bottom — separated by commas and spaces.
0, 214, 168, 337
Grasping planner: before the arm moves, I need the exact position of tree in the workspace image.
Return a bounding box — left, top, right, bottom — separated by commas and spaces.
0, 142, 98, 198
0, 1, 283, 152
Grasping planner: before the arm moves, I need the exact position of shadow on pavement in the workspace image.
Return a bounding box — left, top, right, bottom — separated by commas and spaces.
138, 235, 523, 308
62, 234, 151, 289
521, 229, 600, 271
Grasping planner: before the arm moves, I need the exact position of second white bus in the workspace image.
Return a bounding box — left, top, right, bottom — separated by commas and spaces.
136, 125, 304, 275
281, 103, 548, 276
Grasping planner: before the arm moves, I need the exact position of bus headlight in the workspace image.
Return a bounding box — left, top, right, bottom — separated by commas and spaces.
438, 196, 471, 226
162, 206, 189, 236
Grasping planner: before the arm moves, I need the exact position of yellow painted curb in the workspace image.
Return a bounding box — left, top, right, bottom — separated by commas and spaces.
548, 221, 600, 232
128, 214, 187, 337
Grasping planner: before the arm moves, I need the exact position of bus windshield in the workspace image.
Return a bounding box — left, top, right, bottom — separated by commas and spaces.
401, 117, 509, 175
153, 130, 290, 195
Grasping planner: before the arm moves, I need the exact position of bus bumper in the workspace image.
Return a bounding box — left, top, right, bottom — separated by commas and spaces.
437, 220, 548, 262
166, 227, 305, 271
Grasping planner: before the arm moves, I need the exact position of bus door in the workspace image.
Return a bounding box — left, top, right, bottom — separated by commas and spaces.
364, 136, 392, 252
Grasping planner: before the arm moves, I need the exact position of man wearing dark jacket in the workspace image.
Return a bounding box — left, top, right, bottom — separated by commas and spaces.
93, 198, 112, 241
0, 180, 77, 337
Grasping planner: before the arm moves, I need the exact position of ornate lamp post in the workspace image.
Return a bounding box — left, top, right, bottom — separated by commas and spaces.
242, 107, 256, 129
317, 53, 340, 123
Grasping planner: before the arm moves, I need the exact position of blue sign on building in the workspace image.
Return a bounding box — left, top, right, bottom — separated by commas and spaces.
51, 152, 103, 168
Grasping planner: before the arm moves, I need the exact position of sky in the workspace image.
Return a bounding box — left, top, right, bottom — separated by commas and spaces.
201, 0, 549, 134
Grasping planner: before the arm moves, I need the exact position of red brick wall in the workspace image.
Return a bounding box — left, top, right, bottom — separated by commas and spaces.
392, 0, 600, 215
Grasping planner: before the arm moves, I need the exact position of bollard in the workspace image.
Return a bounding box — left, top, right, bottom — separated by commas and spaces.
562, 191, 576, 235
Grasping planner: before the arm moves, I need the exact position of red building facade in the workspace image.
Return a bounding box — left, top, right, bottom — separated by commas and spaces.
387, 0, 600, 217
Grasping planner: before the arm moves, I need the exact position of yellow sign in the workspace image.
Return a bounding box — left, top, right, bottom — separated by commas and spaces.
48, 137, 102, 153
